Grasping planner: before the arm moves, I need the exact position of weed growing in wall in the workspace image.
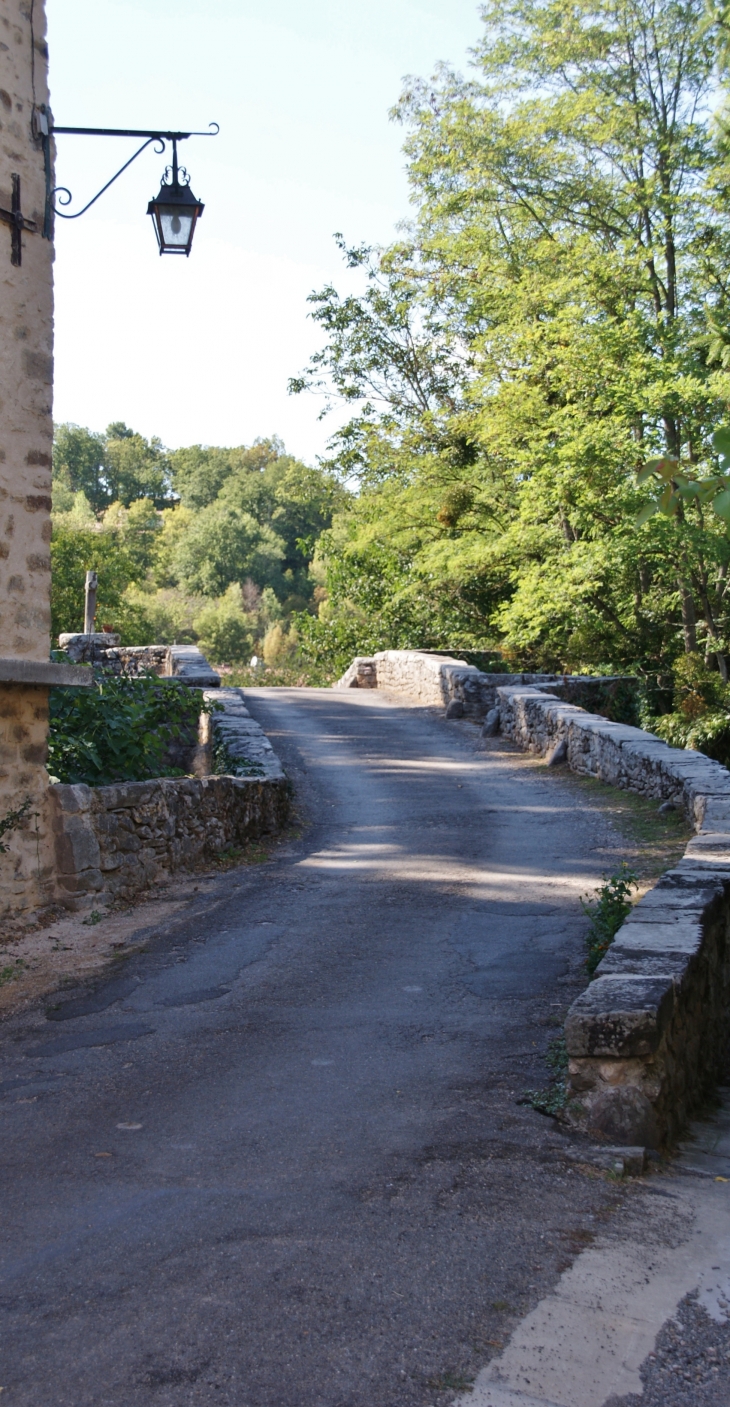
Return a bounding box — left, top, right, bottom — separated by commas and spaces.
0, 799, 32, 853
582, 864, 638, 975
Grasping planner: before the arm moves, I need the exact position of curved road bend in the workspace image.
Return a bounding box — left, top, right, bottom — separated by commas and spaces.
0, 688, 626, 1406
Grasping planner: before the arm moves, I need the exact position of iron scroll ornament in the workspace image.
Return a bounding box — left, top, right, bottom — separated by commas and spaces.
39, 118, 219, 239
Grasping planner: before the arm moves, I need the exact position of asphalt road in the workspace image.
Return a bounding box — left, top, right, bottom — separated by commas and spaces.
0, 688, 628, 1407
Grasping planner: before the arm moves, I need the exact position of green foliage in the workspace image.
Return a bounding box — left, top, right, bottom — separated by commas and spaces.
192, 584, 257, 665
171, 503, 286, 598
652, 707, 730, 762
0, 960, 26, 987
50, 525, 147, 642
53, 422, 171, 511
168, 439, 282, 510
102, 498, 162, 576
123, 586, 206, 645
648, 652, 730, 761
290, 0, 730, 682
51, 424, 342, 667
48, 674, 206, 786
582, 866, 638, 976
52, 424, 107, 511
165, 447, 346, 603
262, 622, 297, 666
524, 1037, 570, 1118
293, 604, 385, 682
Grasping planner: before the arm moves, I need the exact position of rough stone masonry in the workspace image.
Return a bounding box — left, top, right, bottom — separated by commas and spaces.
0, 0, 89, 916
49, 685, 290, 905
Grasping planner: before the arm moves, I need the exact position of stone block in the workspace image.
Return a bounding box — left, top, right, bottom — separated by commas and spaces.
586, 1087, 660, 1148
597, 949, 690, 981
565, 976, 674, 1058
53, 813, 101, 877
614, 919, 704, 951
50, 782, 91, 814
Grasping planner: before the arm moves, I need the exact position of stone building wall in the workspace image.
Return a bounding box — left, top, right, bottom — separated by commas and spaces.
0, 0, 53, 913
0, 1, 89, 914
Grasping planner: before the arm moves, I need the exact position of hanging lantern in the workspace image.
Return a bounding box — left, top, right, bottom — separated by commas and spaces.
147, 140, 204, 256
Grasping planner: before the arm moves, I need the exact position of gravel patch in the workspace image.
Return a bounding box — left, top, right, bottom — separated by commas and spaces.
607, 1294, 730, 1407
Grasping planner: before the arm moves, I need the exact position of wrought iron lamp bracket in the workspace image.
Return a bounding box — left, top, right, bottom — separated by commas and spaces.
38, 117, 218, 239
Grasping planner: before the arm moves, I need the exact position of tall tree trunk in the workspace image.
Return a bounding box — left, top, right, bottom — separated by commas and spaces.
678, 577, 697, 653
690, 570, 728, 682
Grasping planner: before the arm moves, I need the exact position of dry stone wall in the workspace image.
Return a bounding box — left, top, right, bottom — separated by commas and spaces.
49, 687, 289, 906
50, 773, 289, 906
498, 684, 730, 1146
336, 650, 559, 715
58, 637, 221, 688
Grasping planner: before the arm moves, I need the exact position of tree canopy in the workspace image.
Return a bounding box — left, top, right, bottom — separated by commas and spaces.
51, 427, 346, 661
291, 0, 730, 686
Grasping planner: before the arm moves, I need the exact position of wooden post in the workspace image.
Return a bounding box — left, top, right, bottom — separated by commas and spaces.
84, 570, 98, 634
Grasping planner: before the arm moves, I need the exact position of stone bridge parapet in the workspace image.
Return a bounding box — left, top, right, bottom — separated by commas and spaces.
496, 683, 730, 1147
336, 649, 730, 1146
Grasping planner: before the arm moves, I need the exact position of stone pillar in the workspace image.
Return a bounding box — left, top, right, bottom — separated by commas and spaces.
0, 1, 89, 914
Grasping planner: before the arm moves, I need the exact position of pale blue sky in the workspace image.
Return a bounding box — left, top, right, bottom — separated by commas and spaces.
47, 0, 484, 461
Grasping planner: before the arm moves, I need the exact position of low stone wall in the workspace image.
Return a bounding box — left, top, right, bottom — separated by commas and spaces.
200, 688, 285, 781
49, 686, 289, 906
57, 637, 221, 688
336, 650, 635, 721
50, 773, 290, 906
497, 684, 730, 1146
336, 650, 559, 716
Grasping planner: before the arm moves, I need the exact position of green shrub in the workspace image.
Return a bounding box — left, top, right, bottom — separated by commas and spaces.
48, 673, 206, 786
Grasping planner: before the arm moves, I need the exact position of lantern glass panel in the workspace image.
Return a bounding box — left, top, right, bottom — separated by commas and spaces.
157, 203, 195, 250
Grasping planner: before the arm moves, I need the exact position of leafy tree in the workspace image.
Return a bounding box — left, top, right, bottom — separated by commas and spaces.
150, 506, 195, 589
168, 439, 283, 509
291, 0, 730, 679
192, 583, 257, 665
170, 502, 286, 597
50, 526, 148, 642
102, 498, 162, 576
52, 424, 107, 512
53, 422, 173, 511
103, 426, 171, 506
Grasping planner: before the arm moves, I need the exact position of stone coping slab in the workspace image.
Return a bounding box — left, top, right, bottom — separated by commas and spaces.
0, 656, 92, 687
